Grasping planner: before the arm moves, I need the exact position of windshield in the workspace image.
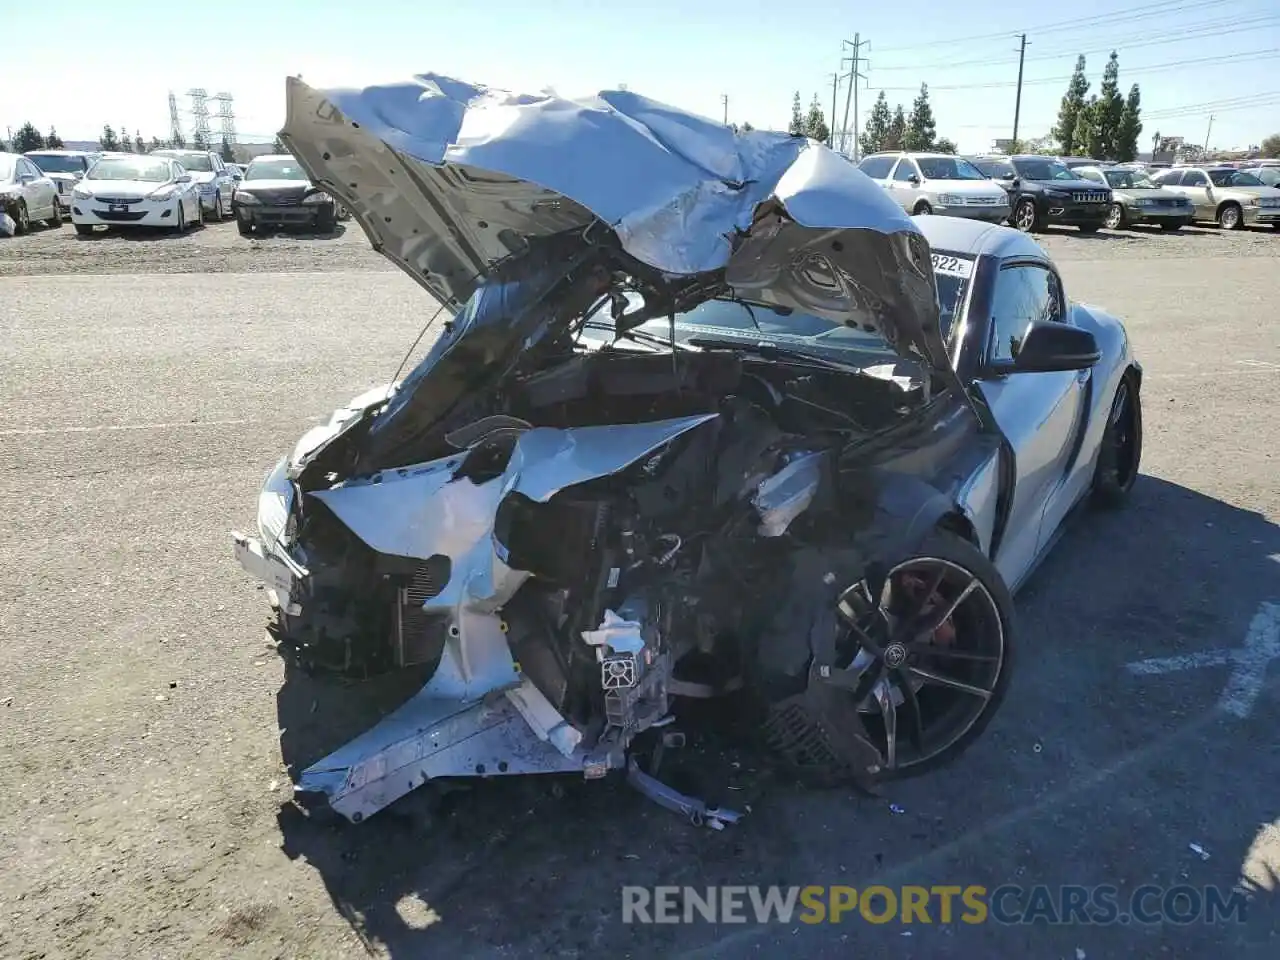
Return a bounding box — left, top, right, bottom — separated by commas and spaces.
1012, 158, 1077, 181
154, 151, 212, 173
1103, 169, 1158, 188
622, 256, 969, 362
972, 159, 1013, 179
244, 158, 309, 181
1208, 170, 1263, 187
26, 154, 86, 174
88, 158, 172, 182
917, 156, 987, 180
1249, 167, 1280, 186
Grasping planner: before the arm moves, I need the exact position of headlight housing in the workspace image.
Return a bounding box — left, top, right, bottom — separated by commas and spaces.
72, 187, 93, 199
150, 188, 179, 201
257, 459, 297, 548
233, 190, 260, 204
302, 191, 333, 204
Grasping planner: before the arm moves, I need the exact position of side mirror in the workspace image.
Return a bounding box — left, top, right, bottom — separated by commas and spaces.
1001, 171, 1015, 181
1006, 321, 1100, 373
908, 174, 921, 185
176, 174, 192, 183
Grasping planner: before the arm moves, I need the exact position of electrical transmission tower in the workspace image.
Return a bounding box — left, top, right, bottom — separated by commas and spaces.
187, 88, 211, 144
212, 92, 237, 144
168, 91, 183, 145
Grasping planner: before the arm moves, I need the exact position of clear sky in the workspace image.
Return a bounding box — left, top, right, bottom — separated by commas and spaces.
2, 0, 1277, 153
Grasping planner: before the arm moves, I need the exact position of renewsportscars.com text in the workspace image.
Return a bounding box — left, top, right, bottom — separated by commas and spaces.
621, 884, 1248, 926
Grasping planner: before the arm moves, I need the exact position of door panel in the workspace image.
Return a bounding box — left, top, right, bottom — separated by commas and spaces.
977, 262, 1086, 589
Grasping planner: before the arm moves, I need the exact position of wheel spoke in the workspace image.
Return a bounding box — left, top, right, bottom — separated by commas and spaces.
872, 679, 898, 770
894, 668, 925, 754
908, 576, 978, 640
907, 666, 993, 700
905, 645, 998, 663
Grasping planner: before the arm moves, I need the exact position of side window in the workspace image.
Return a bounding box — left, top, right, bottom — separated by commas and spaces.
1155, 170, 1181, 185
989, 264, 1061, 364
1182, 171, 1207, 187
1078, 169, 1104, 183
893, 159, 919, 182
17, 159, 35, 178
858, 155, 894, 179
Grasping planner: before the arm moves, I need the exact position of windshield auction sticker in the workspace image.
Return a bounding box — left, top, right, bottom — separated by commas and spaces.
931, 253, 975, 279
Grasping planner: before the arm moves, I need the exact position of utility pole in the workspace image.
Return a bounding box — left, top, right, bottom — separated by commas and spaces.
1012, 33, 1028, 148
841, 34, 868, 160
721, 94, 729, 126
1203, 114, 1214, 152
829, 73, 840, 149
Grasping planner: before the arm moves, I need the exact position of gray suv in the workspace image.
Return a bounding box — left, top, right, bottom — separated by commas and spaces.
857, 152, 1010, 222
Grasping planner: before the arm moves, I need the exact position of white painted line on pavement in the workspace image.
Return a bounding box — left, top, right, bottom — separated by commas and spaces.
1126, 601, 1280, 719
0, 418, 259, 437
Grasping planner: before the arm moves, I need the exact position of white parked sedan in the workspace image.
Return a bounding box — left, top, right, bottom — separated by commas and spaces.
70, 156, 203, 235
0, 152, 62, 234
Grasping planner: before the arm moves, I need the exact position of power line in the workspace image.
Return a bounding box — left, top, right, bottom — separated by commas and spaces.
872, 14, 1280, 71
872, 48, 1280, 92
870, 0, 1237, 54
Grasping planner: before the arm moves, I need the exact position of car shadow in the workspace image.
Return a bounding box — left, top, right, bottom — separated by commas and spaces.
273, 473, 1280, 958
73, 223, 208, 242
247, 223, 348, 241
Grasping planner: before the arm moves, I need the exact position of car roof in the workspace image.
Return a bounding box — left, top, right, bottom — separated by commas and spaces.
24, 149, 93, 156
249, 154, 295, 162
915, 216, 1045, 261
151, 148, 209, 156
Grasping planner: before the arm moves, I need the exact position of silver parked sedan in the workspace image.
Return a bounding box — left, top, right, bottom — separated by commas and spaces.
1151, 166, 1280, 230
1073, 165, 1194, 231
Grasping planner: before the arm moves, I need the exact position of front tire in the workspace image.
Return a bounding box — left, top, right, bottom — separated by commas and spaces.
1160, 221, 1183, 232
764, 531, 1016, 785
1078, 223, 1102, 233
74, 223, 95, 236
237, 218, 253, 237
12, 200, 30, 235
45, 205, 62, 228
914, 200, 933, 216
171, 202, 186, 233
1012, 197, 1039, 232
1217, 202, 1243, 230
1092, 371, 1143, 508
1104, 203, 1125, 230
212, 192, 225, 221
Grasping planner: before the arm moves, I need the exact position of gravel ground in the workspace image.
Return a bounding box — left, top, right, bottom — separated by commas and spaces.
2, 217, 1278, 960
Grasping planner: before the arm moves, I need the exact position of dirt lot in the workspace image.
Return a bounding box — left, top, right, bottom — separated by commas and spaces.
2, 217, 1278, 960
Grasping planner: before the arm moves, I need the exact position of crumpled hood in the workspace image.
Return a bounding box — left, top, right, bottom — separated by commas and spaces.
280, 74, 948, 372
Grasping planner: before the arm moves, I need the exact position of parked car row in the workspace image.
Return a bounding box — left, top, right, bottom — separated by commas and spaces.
3, 145, 345, 238
855, 150, 1280, 234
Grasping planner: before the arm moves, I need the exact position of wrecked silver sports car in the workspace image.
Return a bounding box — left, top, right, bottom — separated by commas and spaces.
232, 75, 1143, 826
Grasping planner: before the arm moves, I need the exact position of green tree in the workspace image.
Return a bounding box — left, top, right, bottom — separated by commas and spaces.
788, 92, 805, 136
134, 131, 145, 153
13, 122, 45, 152
1116, 84, 1143, 162
1073, 96, 1104, 159
904, 83, 937, 151
886, 104, 907, 150
45, 127, 65, 149
150, 136, 166, 151
1096, 51, 1124, 158
803, 93, 829, 144
99, 124, 120, 151
1052, 56, 1090, 156
119, 124, 134, 152
860, 91, 892, 156
1261, 133, 1280, 158
220, 136, 235, 162
935, 137, 958, 154
741, 121, 754, 132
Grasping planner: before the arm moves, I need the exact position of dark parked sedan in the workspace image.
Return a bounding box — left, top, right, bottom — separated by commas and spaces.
230, 154, 337, 236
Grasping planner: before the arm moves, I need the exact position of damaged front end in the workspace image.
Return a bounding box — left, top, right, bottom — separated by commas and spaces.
231, 74, 1011, 825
